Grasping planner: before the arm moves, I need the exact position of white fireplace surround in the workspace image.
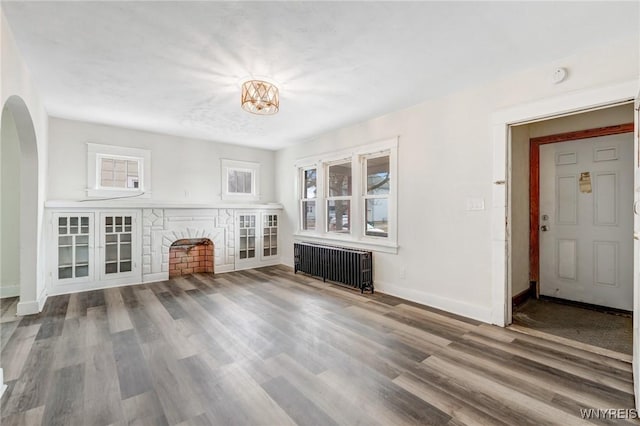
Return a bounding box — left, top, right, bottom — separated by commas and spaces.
143, 208, 235, 283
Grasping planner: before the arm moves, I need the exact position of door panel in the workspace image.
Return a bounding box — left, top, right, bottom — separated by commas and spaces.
539, 133, 634, 310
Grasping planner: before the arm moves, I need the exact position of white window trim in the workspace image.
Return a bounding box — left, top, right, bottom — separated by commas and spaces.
221, 159, 261, 201
87, 143, 151, 198
293, 137, 398, 253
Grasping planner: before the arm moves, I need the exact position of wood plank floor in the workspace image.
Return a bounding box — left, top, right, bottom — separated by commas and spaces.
1, 265, 637, 425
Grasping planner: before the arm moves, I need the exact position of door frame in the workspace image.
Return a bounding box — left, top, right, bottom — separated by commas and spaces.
491, 79, 637, 328
529, 123, 634, 297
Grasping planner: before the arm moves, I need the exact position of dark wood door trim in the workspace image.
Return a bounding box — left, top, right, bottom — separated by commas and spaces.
528, 122, 634, 296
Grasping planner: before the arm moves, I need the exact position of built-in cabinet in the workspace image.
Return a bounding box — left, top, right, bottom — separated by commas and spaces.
235, 211, 280, 269
51, 210, 140, 293
47, 206, 281, 294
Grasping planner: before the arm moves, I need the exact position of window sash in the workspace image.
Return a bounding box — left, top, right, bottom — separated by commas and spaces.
96, 154, 144, 191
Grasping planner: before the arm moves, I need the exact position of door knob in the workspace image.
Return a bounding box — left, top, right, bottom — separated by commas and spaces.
540, 225, 549, 232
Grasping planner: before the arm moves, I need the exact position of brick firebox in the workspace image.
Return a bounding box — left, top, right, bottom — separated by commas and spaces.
169, 238, 214, 277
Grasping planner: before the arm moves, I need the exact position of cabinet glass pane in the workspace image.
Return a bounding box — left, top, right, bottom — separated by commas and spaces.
58, 226, 67, 235
105, 263, 118, 274
271, 247, 277, 255
120, 243, 132, 260
59, 217, 67, 226
59, 246, 73, 266
239, 251, 247, 259
120, 261, 132, 273
75, 265, 89, 278
58, 267, 72, 279
248, 250, 255, 258
248, 237, 255, 249
121, 233, 132, 243
76, 235, 88, 245
59, 236, 72, 246
264, 248, 270, 257
106, 234, 117, 243
264, 235, 270, 247
240, 238, 247, 250
106, 244, 118, 262
76, 245, 89, 264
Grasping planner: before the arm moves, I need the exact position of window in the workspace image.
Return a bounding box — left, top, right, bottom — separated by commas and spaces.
300, 167, 317, 231
294, 137, 398, 253
221, 159, 260, 201
327, 160, 352, 233
363, 155, 390, 237
87, 143, 151, 198
98, 155, 141, 190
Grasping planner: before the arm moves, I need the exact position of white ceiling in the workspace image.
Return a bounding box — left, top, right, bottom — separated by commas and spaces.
3, 1, 638, 150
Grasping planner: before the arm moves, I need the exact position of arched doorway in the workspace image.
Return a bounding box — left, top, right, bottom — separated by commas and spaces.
1, 95, 39, 315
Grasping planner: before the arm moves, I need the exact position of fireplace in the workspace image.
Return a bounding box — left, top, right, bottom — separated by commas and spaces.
169, 238, 214, 277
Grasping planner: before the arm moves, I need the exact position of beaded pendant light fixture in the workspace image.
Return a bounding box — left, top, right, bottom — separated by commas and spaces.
241, 80, 279, 115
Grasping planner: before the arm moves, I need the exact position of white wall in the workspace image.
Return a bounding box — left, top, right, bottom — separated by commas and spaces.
1, 9, 49, 312
529, 103, 633, 138
47, 118, 277, 204
276, 35, 638, 323
1, 107, 20, 297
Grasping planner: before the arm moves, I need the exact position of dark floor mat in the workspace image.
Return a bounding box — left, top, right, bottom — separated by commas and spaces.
513, 298, 632, 355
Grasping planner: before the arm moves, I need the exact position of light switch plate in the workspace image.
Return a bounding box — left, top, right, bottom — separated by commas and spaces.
466, 198, 485, 211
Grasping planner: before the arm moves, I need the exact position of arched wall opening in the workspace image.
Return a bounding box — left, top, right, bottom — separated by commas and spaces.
1, 95, 39, 314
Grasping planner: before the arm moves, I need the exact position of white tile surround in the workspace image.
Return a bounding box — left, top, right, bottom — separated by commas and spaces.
143, 208, 235, 283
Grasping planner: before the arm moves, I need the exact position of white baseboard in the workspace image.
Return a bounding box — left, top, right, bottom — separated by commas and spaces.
17, 299, 39, 316
375, 281, 492, 324
142, 272, 167, 283
0, 285, 19, 299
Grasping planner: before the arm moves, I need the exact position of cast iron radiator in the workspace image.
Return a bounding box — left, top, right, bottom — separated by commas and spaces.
294, 242, 373, 293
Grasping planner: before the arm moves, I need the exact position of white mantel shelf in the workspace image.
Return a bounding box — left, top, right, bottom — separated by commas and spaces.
45, 200, 284, 210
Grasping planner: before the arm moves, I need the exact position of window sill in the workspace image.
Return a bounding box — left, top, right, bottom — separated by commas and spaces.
293, 233, 398, 254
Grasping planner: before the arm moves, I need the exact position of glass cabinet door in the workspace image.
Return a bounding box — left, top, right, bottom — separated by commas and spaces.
103, 214, 134, 276
262, 213, 278, 258
56, 214, 92, 281
238, 214, 256, 260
